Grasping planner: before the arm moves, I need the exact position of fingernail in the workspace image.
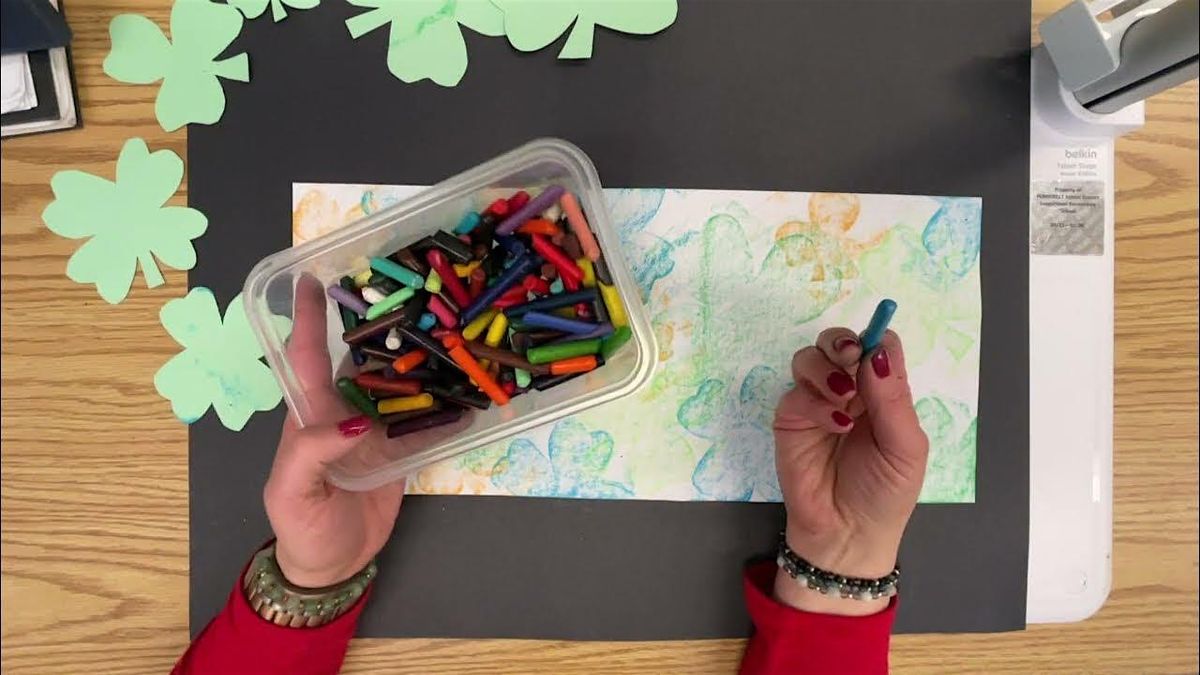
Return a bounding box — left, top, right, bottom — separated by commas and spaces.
827, 371, 856, 396
337, 415, 372, 438
831, 410, 854, 427
871, 348, 891, 378
834, 337, 859, 352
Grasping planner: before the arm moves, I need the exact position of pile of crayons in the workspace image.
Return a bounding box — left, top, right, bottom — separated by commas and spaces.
326, 185, 633, 439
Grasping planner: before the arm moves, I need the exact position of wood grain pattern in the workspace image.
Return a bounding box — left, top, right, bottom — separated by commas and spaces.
2, 1, 1196, 673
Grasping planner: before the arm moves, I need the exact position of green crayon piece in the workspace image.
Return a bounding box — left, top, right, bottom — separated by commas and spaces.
370, 256, 425, 289
336, 377, 379, 419
600, 326, 633, 361
514, 368, 532, 389
365, 287, 415, 321
525, 338, 602, 365
425, 269, 443, 294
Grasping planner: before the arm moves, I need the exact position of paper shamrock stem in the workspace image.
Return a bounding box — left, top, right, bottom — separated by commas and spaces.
155, 288, 292, 432
41, 138, 207, 304
103, 0, 250, 131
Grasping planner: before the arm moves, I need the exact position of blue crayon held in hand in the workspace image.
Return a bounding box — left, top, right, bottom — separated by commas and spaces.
859, 299, 897, 354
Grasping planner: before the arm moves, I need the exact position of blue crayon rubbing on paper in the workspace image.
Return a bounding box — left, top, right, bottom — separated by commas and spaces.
859, 299, 897, 354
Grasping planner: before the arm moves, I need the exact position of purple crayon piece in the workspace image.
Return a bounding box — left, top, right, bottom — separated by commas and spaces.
327, 284, 369, 318
459, 253, 540, 325
521, 311, 599, 336
386, 406, 465, 439
551, 322, 614, 342
495, 185, 565, 236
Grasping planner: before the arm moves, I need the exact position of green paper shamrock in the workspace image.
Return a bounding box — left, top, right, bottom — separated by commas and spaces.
154, 288, 292, 431
493, 0, 677, 59
229, 0, 319, 22
345, 0, 505, 86
41, 138, 207, 304
104, 0, 250, 131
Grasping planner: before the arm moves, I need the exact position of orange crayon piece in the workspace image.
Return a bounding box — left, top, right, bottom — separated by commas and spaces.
442, 335, 510, 405
516, 218, 560, 236
560, 192, 601, 262
550, 355, 598, 376
391, 349, 428, 374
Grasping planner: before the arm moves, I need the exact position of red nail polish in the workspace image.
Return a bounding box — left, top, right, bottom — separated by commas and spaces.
834, 337, 859, 352
832, 410, 854, 427
827, 371, 856, 396
337, 415, 372, 438
871, 349, 891, 378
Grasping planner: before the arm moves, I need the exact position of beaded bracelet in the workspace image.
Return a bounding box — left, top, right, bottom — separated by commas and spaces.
776, 534, 900, 600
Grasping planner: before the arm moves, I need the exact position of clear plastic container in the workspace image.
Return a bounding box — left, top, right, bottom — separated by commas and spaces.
243, 139, 657, 491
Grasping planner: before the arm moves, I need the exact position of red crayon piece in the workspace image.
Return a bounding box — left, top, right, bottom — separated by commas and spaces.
530, 234, 583, 284
501, 379, 517, 396
491, 285, 530, 309
427, 294, 458, 328
507, 190, 530, 211
522, 274, 551, 296
354, 373, 422, 396
574, 302, 593, 320
425, 248, 471, 307
486, 198, 510, 217
563, 274, 581, 292
469, 267, 487, 299
431, 326, 456, 340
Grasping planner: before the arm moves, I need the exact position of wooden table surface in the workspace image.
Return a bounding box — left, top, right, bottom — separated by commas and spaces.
2, 1, 1196, 673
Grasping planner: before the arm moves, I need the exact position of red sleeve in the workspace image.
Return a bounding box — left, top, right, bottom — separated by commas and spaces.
739, 561, 896, 675
172, 567, 368, 675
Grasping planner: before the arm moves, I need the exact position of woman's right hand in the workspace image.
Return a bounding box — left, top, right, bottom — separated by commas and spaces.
772, 328, 928, 615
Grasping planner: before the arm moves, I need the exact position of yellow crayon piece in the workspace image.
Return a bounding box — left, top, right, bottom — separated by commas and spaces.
377, 393, 435, 415
462, 308, 498, 341
576, 257, 596, 288
599, 283, 628, 328
453, 260, 481, 278
485, 312, 508, 348
553, 307, 576, 319
425, 269, 442, 294
352, 269, 373, 287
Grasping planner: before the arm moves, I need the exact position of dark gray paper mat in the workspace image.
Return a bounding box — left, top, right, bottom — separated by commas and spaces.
189, 0, 1030, 638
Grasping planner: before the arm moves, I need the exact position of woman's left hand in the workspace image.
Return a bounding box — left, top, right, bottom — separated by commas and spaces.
263, 276, 404, 588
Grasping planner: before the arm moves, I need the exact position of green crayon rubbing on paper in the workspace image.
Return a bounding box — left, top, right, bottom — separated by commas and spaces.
103, 0, 249, 131
345, 0, 505, 86
154, 288, 291, 431
41, 138, 207, 304
494, 0, 678, 59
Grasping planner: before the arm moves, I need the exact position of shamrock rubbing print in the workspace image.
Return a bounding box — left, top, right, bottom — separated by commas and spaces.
490, 419, 633, 498
104, 0, 249, 131
154, 289, 292, 432
494, 0, 678, 59
230, 0, 320, 22
679, 365, 786, 502
41, 138, 207, 304
346, 0, 505, 86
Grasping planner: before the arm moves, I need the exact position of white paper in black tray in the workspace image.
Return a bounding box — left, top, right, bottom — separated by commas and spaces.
186, 0, 1031, 638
